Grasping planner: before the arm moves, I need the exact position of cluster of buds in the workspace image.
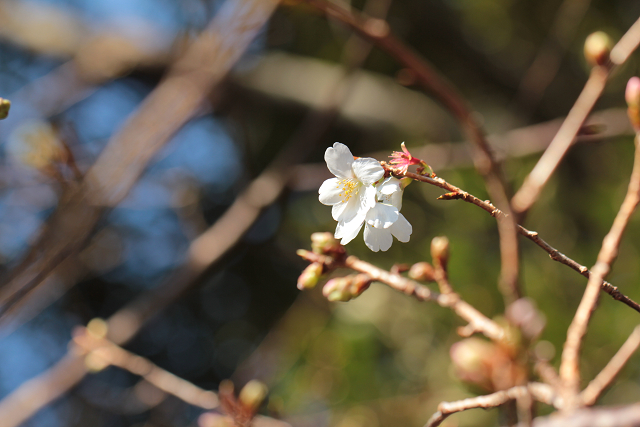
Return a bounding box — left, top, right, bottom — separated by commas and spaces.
199, 380, 269, 427
322, 274, 372, 302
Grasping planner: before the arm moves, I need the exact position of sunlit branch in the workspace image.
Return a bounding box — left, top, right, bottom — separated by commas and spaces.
298, 250, 505, 341
512, 17, 640, 215
400, 169, 640, 314
580, 325, 640, 406
559, 133, 640, 404
424, 383, 558, 427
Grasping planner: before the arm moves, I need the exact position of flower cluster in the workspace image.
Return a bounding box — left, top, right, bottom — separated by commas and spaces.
318, 143, 412, 252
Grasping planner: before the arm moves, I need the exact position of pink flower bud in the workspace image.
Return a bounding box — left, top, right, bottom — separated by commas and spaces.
626, 77, 640, 107
584, 31, 612, 66
626, 77, 640, 131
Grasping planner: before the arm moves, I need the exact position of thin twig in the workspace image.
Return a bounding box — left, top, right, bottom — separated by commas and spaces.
580, 325, 640, 406
400, 170, 640, 314
424, 383, 558, 427
298, 251, 505, 341
560, 133, 640, 405
512, 16, 640, 215
72, 325, 219, 410
0, 0, 281, 322
304, 0, 521, 306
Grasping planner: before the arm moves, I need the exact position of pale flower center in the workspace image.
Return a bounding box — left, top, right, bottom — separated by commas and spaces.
337, 178, 359, 201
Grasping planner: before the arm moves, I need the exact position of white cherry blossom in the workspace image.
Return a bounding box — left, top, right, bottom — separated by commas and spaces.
319, 143, 384, 244
363, 177, 412, 252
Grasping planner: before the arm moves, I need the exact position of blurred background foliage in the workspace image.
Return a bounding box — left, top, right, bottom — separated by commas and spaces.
0, 0, 639, 426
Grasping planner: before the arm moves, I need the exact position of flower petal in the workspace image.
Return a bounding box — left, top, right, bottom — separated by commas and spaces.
335, 213, 365, 244
352, 158, 384, 185
319, 178, 343, 205
364, 224, 393, 252
359, 184, 378, 213
377, 177, 403, 209
389, 213, 412, 242
333, 192, 361, 222
325, 142, 354, 179
366, 203, 399, 229
378, 177, 401, 195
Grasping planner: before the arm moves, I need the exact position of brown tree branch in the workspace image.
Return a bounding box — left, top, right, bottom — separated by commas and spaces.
425, 383, 557, 427
559, 133, 640, 405
530, 403, 640, 427
303, 0, 521, 306
512, 16, 640, 215
72, 324, 220, 410
400, 170, 640, 314
580, 325, 640, 406
298, 251, 505, 341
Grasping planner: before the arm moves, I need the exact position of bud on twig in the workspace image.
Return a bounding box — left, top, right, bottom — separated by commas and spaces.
584, 31, 613, 66
322, 274, 372, 302
0, 98, 10, 119
431, 236, 450, 270
626, 77, 640, 131
408, 262, 436, 282
310, 232, 343, 256
238, 380, 268, 413
297, 262, 324, 290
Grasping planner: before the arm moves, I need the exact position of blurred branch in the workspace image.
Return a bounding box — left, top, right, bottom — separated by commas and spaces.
0, 0, 280, 322
290, 107, 633, 192
425, 383, 557, 427
513, 0, 591, 114
71, 323, 219, 410
530, 404, 640, 427
512, 17, 640, 215
303, 0, 521, 305
0, 0, 390, 423
399, 170, 640, 314
580, 325, 640, 406
298, 250, 505, 341
559, 133, 640, 404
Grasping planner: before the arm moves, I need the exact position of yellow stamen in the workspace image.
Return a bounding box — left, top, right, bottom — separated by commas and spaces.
336, 178, 359, 201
